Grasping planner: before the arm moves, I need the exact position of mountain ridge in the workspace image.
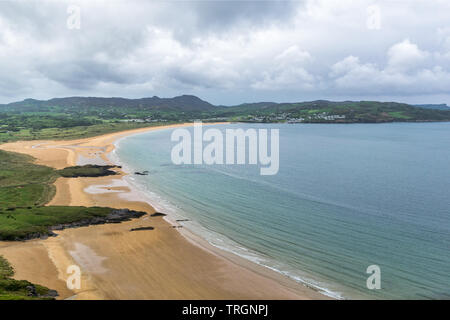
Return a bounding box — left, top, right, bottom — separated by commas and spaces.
1, 95, 450, 124
0, 94, 215, 112
3, 95, 450, 111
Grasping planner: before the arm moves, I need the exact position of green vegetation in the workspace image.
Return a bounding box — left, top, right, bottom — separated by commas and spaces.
0, 121, 169, 143
387, 111, 411, 120
0, 256, 13, 278
1, 96, 449, 143
58, 165, 118, 178
0, 95, 214, 143
0, 150, 57, 209
0, 95, 448, 299
0, 145, 147, 299
0, 150, 129, 240
0, 255, 55, 300
0, 147, 146, 299
0, 206, 113, 240
221, 100, 450, 123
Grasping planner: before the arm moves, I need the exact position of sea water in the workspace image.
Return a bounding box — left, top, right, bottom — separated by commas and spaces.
112, 123, 450, 299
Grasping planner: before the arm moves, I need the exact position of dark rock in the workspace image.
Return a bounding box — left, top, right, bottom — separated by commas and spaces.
45, 290, 59, 298
150, 212, 167, 217
134, 170, 149, 176
26, 285, 59, 298
176, 219, 190, 222
58, 165, 119, 178
48, 231, 57, 237
130, 226, 154, 232
26, 285, 37, 297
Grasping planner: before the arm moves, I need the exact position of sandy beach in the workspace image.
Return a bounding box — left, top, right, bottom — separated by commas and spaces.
0, 123, 327, 300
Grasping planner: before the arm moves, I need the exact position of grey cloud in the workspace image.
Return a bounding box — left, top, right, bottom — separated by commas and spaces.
37, 60, 133, 90
140, 1, 302, 45
0, 0, 450, 105
184, 1, 299, 29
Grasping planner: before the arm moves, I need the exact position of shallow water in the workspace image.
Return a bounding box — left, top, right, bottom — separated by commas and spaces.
113, 123, 450, 299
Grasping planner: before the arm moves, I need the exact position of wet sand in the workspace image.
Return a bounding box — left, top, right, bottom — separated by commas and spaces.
0, 123, 327, 300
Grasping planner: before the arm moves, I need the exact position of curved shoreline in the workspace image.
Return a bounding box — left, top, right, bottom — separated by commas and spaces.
0, 123, 329, 300
111, 133, 341, 299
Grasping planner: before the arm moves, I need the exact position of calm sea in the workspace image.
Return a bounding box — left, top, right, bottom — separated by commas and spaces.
112, 123, 450, 299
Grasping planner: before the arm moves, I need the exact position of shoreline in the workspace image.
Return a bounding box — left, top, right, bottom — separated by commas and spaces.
110, 143, 341, 299
0, 123, 329, 300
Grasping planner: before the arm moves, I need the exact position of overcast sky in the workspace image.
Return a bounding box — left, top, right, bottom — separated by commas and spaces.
1, 0, 450, 105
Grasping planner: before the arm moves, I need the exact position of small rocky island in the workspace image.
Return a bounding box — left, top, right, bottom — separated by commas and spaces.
134, 170, 149, 176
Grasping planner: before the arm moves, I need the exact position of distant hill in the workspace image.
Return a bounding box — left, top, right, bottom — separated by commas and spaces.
219, 100, 450, 123
2, 95, 449, 143
0, 95, 215, 112
413, 104, 450, 111
1, 96, 450, 124
220, 102, 278, 109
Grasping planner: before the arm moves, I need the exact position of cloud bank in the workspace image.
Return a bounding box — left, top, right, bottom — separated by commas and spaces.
0, 0, 449, 105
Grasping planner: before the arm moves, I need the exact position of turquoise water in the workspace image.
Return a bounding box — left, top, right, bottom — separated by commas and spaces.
113, 123, 450, 299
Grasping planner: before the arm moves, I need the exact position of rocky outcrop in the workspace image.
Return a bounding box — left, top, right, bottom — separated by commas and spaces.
134, 170, 149, 175
58, 165, 119, 178
150, 212, 167, 217
26, 285, 58, 299
130, 226, 154, 232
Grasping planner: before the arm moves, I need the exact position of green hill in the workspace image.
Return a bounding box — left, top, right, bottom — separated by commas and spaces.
219, 100, 450, 123
0, 95, 214, 113
1, 96, 450, 142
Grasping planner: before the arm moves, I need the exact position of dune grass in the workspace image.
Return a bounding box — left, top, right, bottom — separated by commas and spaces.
0, 150, 57, 209
0, 122, 165, 143
0, 256, 55, 300
0, 149, 130, 298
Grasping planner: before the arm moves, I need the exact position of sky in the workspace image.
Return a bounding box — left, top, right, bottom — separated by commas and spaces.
0, 0, 450, 105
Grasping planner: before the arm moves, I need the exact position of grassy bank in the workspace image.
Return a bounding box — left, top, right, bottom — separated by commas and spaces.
0, 150, 145, 240
0, 256, 56, 300
0, 121, 171, 143
0, 150, 57, 209
0, 206, 115, 240
0, 147, 146, 297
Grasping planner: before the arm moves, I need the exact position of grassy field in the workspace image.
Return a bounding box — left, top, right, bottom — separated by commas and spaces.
0, 121, 171, 143
0, 150, 57, 209
0, 150, 131, 239
222, 100, 450, 122
0, 148, 138, 298
0, 206, 114, 240
1, 97, 449, 141
0, 256, 55, 300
